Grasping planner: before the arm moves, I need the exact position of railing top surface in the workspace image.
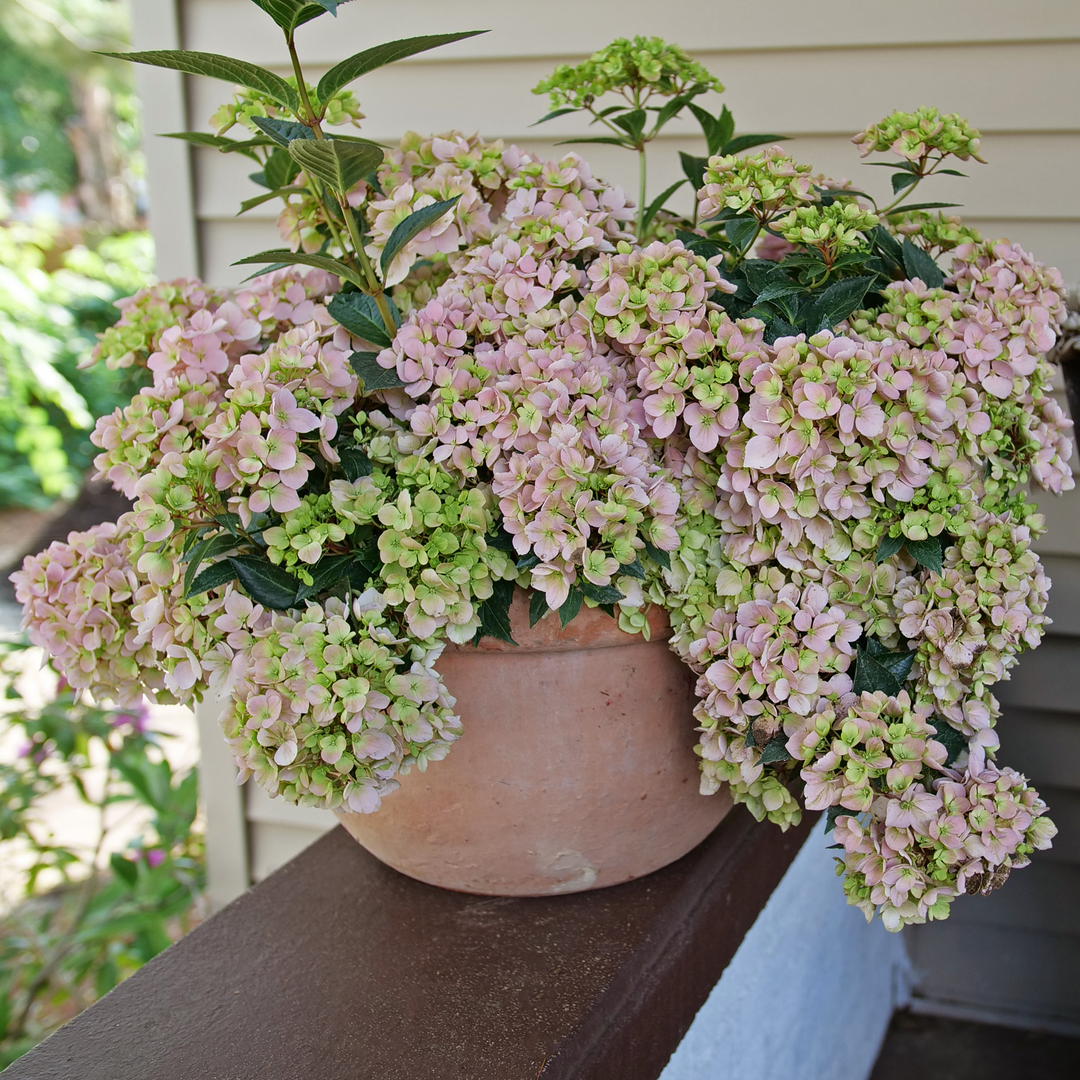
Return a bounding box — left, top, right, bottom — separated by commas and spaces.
3, 808, 812, 1080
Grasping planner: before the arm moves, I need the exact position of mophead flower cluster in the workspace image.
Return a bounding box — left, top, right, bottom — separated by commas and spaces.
11, 24, 1070, 931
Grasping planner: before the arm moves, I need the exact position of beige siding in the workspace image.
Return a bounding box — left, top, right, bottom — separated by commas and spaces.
144, 2, 1080, 1014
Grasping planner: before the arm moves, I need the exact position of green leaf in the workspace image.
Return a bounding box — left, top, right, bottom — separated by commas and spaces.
288, 137, 383, 194
161, 131, 266, 161
675, 230, 723, 262
852, 639, 915, 697
726, 216, 758, 252
228, 554, 299, 611
863, 639, 916, 684
486, 525, 517, 555
339, 444, 373, 480
529, 589, 549, 627
875, 533, 905, 564
754, 281, 804, 304
906, 534, 945, 573
248, 0, 336, 33
516, 552, 540, 570
642, 538, 671, 570
264, 147, 300, 191
317, 31, 488, 102
187, 559, 239, 596
350, 351, 406, 391
901, 238, 945, 288
891, 171, 920, 195
722, 133, 789, 155
530, 107, 580, 126
938, 169, 968, 177
579, 581, 625, 604
654, 86, 708, 130
100, 50, 299, 111
929, 717, 968, 767
559, 584, 583, 629
239, 188, 299, 214
295, 554, 353, 601
328, 291, 399, 347
555, 136, 632, 148
871, 224, 905, 271
687, 102, 722, 155
679, 151, 708, 191
474, 579, 517, 646
109, 852, 139, 886
759, 735, 791, 765
612, 108, 647, 141
882, 202, 960, 215
641, 179, 687, 235
250, 115, 314, 149
183, 533, 237, 596
804, 275, 874, 333
824, 805, 846, 834
380, 195, 461, 276
619, 558, 647, 581
232, 249, 366, 288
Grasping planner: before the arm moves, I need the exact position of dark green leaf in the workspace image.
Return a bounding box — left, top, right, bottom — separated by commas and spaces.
295, 554, 353, 601
882, 202, 960, 215
109, 852, 139, 886
100, 50, 299, 111
339, 444, 373, 480
555, 136, 632, 148
248, 0, 337, 33
317, 31, 488, 102
654, 86, 708, 129
679, 151, 708, 191
871, 224, 905, 270
239, 188, 299, 214
852, 639, 915, 697
288, 137, 383, 194
863, 639, 916, 684
891, 171, 920, 195
938, 169, 967, 177
641, 179, 687, 235
559, 584, 583, 629
161, 131, 265, 161
929, 717, 968, 767
875, 533, 905, 564
804, 275, 874, 333
754, 281, 804, 304
474, 578, 517, 646
233, 249, 365, 288
350, 351, 405, 391
187, 559, 239, 596
906, 534, 945, 573
228, 554, 299, 611
486, 525, 517, 555
642, 538, 671, 570
516, 552, 540, 570
722, 133, 789, 155
530, 107, 580, 126
611, 108, 647, 141
183, 533, 238, 596
579, 581, 625, 604
264, 147, 300, 191
687, 102, 722, 155
726, 216, 758, 252
250, 114, 314, 149
759, 735, 791, 765
824, 805, 846, 834
529, 589, 549, 627
380, 195, 461, 276
328, 291, 400, 347
248, 169, 270, 190
620, 558, 647, 581
901, 238, 945, 288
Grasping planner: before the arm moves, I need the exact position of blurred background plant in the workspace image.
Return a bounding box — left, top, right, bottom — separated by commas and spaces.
0, 642, 204, 1069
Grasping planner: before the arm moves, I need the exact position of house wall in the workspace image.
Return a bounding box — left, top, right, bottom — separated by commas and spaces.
146, 0, 1080, 1030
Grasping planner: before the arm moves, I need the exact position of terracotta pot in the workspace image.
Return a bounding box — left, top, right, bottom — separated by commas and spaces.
336, 591, 732, 896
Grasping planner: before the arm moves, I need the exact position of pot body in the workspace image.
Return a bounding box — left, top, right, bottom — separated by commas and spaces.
337, 593, 732, 895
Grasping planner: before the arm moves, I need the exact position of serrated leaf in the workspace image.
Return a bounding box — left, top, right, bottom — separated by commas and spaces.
906, 534, 945, 573
161, 131, 265, 161
619, 559, 647, 581
380, 196, 461, 276
863, 639, 916, 684
641, 179, 687, 235
642, 538, 671, 570
228, 555, 298, 611
579, 581, 625, 604
350, 351, 405, 391
611, 108, 647, 141
687, 102, 722, 155
901, 238, 945, 288
852, 640, 914, 697
871, 224, 905, 270
288, 137, 383, 194
891, 171, 920, 195
516, 553, 540, 571
248, 0, 337, 33
726, 216, 758, 252
317, 31, 488, 102
183, 533, 238, 596
722, 133, 789, 155
929, 717, 968, 767
754, 281, 804, 304
474, 578, 517, 646
559, 584, 583, 629
875, 533, 905, 564
264, 147, 300, 191
679, 151, 708, 191
339, 444, 372, 480
824, 805, 846, 835
295, 554, 352, 601
759, 735, 791, 765
529, 589, 549, 627
187, 559, 239, 596
653, 85, 710, 130
100, 50, 299, 111
232, 249, 365, 288
675, 229, 722, 262
804, 275, 873, 333
250, 115, 314, 149
530, 107, 580, 127
328, 291, 399, 347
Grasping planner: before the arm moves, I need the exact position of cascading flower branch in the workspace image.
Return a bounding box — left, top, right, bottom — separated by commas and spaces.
10, 14, 1070, 929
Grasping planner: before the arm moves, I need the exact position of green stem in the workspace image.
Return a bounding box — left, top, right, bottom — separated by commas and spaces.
287, 32, 321, 129
637, 145, 648, 242
339, 196, 397, 340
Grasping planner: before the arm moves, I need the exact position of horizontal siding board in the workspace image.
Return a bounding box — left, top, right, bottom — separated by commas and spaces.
996, 707, 1080, 792
248, 821, 332, 882
994, 639, 1080, 712
1027, 786, 1080, 865
1042, 557, 1080, 637
907, 921, 1080, 1024
182, 0, 1080, 62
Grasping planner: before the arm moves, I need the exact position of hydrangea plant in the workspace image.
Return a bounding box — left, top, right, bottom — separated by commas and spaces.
12, 4, 1070, 930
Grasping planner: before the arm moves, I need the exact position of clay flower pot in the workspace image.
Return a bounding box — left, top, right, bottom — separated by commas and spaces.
337, 592, 732, 895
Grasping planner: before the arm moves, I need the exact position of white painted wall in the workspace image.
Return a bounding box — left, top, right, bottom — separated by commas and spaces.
660, 820, 910, 1080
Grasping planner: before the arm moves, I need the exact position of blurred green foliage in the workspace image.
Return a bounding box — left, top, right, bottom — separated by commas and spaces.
0, 643, 204, 1068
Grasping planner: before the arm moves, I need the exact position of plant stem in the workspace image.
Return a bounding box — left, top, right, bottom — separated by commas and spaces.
339, 197, 397, 340
637, 145, 648, 242
287, 33, 321, 130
